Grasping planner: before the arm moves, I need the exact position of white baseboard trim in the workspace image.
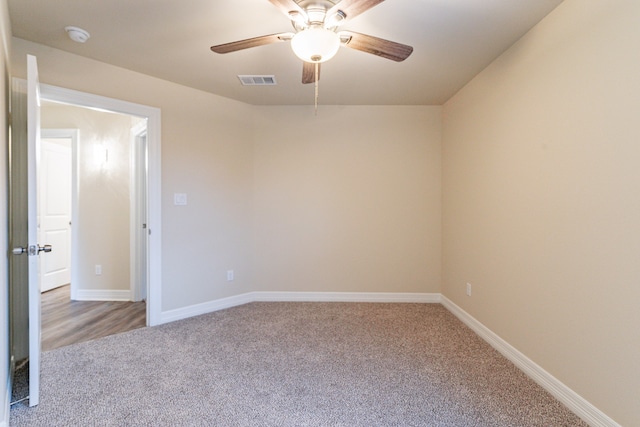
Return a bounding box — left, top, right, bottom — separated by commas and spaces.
159, 291, 440, 324
440, 296, 620, 427
251, 291, 441, 303
160, 293, 254, 324
74, 289, 132, 302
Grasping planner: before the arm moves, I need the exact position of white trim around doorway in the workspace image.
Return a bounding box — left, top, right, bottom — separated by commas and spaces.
39, 84, 162, 327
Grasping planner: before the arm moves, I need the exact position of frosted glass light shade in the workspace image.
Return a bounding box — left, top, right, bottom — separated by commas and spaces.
291, 27, 340, 63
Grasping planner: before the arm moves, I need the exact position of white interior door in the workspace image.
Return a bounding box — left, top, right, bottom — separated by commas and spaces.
27, 54, 42, 407
39, 138, 72, 293
131, 125, 148, 302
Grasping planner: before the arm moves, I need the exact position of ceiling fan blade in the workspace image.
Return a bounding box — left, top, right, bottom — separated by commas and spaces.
302, 62, 320, 84
267, 0, 305, 16
211, 33, 293, 54
328, 0, 385, 22
339, 31, 413, 62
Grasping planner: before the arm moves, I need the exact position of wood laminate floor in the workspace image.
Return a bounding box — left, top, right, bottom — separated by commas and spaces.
41, 285, 146, 352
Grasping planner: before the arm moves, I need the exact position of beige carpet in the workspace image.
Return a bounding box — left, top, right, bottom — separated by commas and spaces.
10, 302, 587, 426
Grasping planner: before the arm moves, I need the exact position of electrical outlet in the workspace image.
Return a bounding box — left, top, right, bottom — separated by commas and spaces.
466, 282, 472, 296
95, 265, 102, 276
226, 270, 234, 281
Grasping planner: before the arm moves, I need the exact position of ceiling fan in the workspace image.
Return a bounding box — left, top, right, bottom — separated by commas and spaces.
210, 0, 413, 84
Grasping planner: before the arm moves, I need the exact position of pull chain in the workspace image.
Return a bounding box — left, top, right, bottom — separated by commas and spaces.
314, 62, 319, 115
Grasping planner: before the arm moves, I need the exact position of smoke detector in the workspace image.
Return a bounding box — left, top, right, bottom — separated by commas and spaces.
65, 26, 90, 43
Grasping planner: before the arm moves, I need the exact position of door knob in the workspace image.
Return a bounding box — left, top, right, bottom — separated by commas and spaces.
38, 244, 52, 254
13, 245, 53, 255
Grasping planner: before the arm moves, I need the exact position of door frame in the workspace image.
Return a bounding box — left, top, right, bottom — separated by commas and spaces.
39, 84, 162, 326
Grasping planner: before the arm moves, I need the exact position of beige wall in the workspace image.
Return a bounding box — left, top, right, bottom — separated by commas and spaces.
0, 0, 9, 423
41, 103, 143, 293
442, 0, 640, 425
252, 106, 441, 293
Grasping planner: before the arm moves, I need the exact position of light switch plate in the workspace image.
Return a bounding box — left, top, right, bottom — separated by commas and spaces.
174, 193, 187, 206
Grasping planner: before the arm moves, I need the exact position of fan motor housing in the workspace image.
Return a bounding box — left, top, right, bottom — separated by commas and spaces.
294, 0, 341, 27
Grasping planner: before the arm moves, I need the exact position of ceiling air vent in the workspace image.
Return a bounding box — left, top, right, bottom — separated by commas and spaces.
238, 75, 277, 86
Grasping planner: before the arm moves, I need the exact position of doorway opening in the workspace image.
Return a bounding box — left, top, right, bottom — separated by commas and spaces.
40, 103, 146, 301
38, 83, 162, 327
38, 101, 147, 351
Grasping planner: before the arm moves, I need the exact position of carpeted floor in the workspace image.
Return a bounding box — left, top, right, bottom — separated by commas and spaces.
10, 302, 588, 426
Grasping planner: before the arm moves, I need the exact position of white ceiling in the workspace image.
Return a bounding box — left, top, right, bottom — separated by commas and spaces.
8, 0, 564, 106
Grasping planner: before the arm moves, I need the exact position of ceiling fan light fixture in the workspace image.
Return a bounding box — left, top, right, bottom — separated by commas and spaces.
291, 27, 340, 63
288, 11, 308, 27
324, 10, 346, 29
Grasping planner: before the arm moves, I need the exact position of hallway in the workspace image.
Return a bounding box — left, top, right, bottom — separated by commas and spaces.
41, 285, 146, 351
